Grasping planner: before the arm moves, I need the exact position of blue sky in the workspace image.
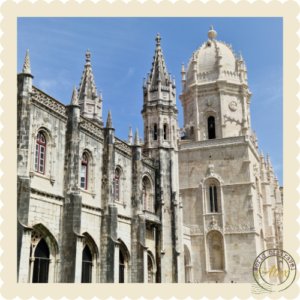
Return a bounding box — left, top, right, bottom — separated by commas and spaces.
17, 17, 283, 185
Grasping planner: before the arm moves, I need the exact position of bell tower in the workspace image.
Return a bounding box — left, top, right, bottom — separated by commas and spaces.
141, 34, 184, 283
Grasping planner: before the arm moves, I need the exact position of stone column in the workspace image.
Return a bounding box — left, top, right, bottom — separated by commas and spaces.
194, 96, 200, 141
100, 111, 118, 283
130, 131, 146, 282
60, 99, 83, 283
17, 62, 34, 281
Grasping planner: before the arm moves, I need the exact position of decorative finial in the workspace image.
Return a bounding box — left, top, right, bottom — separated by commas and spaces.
85, 49, 91, 65
134, 128, 140, 145
147, 72, 151, 84
239, 51, 243, 61
99, 90, 103, 101
128, 125, 133, 145
207, 26, 217, 40
260, 149, 264, 157
22, 50, 31, 74
181, 62, 186, 73
106, 109, 113, 128
172, 76, 176, 88
155, 33, 162, 47
143, 77, 146, 88
71, 85, 78, 105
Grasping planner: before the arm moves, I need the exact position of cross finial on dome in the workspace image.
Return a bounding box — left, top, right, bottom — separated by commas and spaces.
208, 26, 217, 40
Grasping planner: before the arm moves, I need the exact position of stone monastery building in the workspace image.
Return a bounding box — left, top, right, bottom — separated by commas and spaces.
17, 26, 283, 283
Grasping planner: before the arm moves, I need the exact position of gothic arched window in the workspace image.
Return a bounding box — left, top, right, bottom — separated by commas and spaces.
81, 245, 92, 283
35, 132, 46, 174
208, 116, 216, 139
163, 124, 167, 140
142, 176, 153, 212
32, 238, 50, 283
154, 124, 158, 140
81, 154, 88, 189
209, 185, 218, 213
115, 169, 120, 201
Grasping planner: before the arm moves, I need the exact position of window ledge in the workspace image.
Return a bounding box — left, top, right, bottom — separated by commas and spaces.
80, 188, 96, 198
115, 200, 127, 208
207, 270, 225, 273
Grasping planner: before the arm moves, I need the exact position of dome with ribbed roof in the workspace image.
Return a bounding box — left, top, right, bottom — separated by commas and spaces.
185, 26, 244, 86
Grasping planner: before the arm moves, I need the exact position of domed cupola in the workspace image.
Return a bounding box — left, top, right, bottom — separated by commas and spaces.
181, 26, 248, 90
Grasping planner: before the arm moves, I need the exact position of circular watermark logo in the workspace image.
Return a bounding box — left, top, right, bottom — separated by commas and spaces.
252, 249, 297, 293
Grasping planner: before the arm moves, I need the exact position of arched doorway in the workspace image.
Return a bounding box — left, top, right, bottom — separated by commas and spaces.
32, 238, 50, 283
81, 245, 92, 283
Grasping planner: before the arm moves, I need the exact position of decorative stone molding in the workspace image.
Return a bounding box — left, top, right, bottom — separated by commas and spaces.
225, 225, 251, 234
115, 137, 132, 156
142, 154, 155, 168
32, 86, 67, 119
80, 117, 103, 140
30, 187, 64, 200
180, 136, 246, 151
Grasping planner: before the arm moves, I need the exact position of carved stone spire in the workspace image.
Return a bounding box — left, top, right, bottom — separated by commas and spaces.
134, 128, 140, 146
71, 85, 78, 105
22, 50, 31, 74
128, 125, 133, 145
106, 109, 113, 128
78, 50, 103, 126
149, 33, 169, 87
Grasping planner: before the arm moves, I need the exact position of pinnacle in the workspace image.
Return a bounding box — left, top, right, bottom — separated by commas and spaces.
134, 128, 140, 146
106, 109, 113, 128
149, 33, 169, 86
71, 85, 78, 105
22, 50, 31, 74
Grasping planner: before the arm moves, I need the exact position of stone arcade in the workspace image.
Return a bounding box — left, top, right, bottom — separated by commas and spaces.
17, 27, 283, 283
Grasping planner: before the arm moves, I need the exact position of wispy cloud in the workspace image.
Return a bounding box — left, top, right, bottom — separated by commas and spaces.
115, 68, 134, 86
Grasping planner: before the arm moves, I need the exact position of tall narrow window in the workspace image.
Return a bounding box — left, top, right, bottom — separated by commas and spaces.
142, 185, 147, 210
115, 169, 120, 201
81, 245, 92, 283
190, 126, 194, 135
119, 250, 125, 283
35, 132, 46, 174
154, 124, 158, 140
81, 154, 88, 189
208, 116, 216, 139
32, 239, 50, 283
163, 124, 167, 140
209, 185, 218, 213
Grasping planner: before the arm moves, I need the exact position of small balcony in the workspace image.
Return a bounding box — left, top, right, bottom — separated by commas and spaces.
143, 210, 161, 224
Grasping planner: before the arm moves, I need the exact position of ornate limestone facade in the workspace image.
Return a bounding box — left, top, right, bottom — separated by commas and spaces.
17, 27, 283, 284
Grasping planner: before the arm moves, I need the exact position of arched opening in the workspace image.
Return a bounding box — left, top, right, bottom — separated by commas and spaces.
118, 239, 130, 283
163, 124, 167, 140
32, 238, 50, 283
35, 132, 46, 174
184, 245, 192, 283
119, 248, 125, 283
208, 116, 216, 139
190, 126, 194, 136
208, 231, 224, 271
81, 245, 92, 283
115, 169, 120, 201
81, 153, 88, 189
142, 176, 153, 212
209, 185, 218, 213
148, 254, 154, 283
153, 124, 158, 141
